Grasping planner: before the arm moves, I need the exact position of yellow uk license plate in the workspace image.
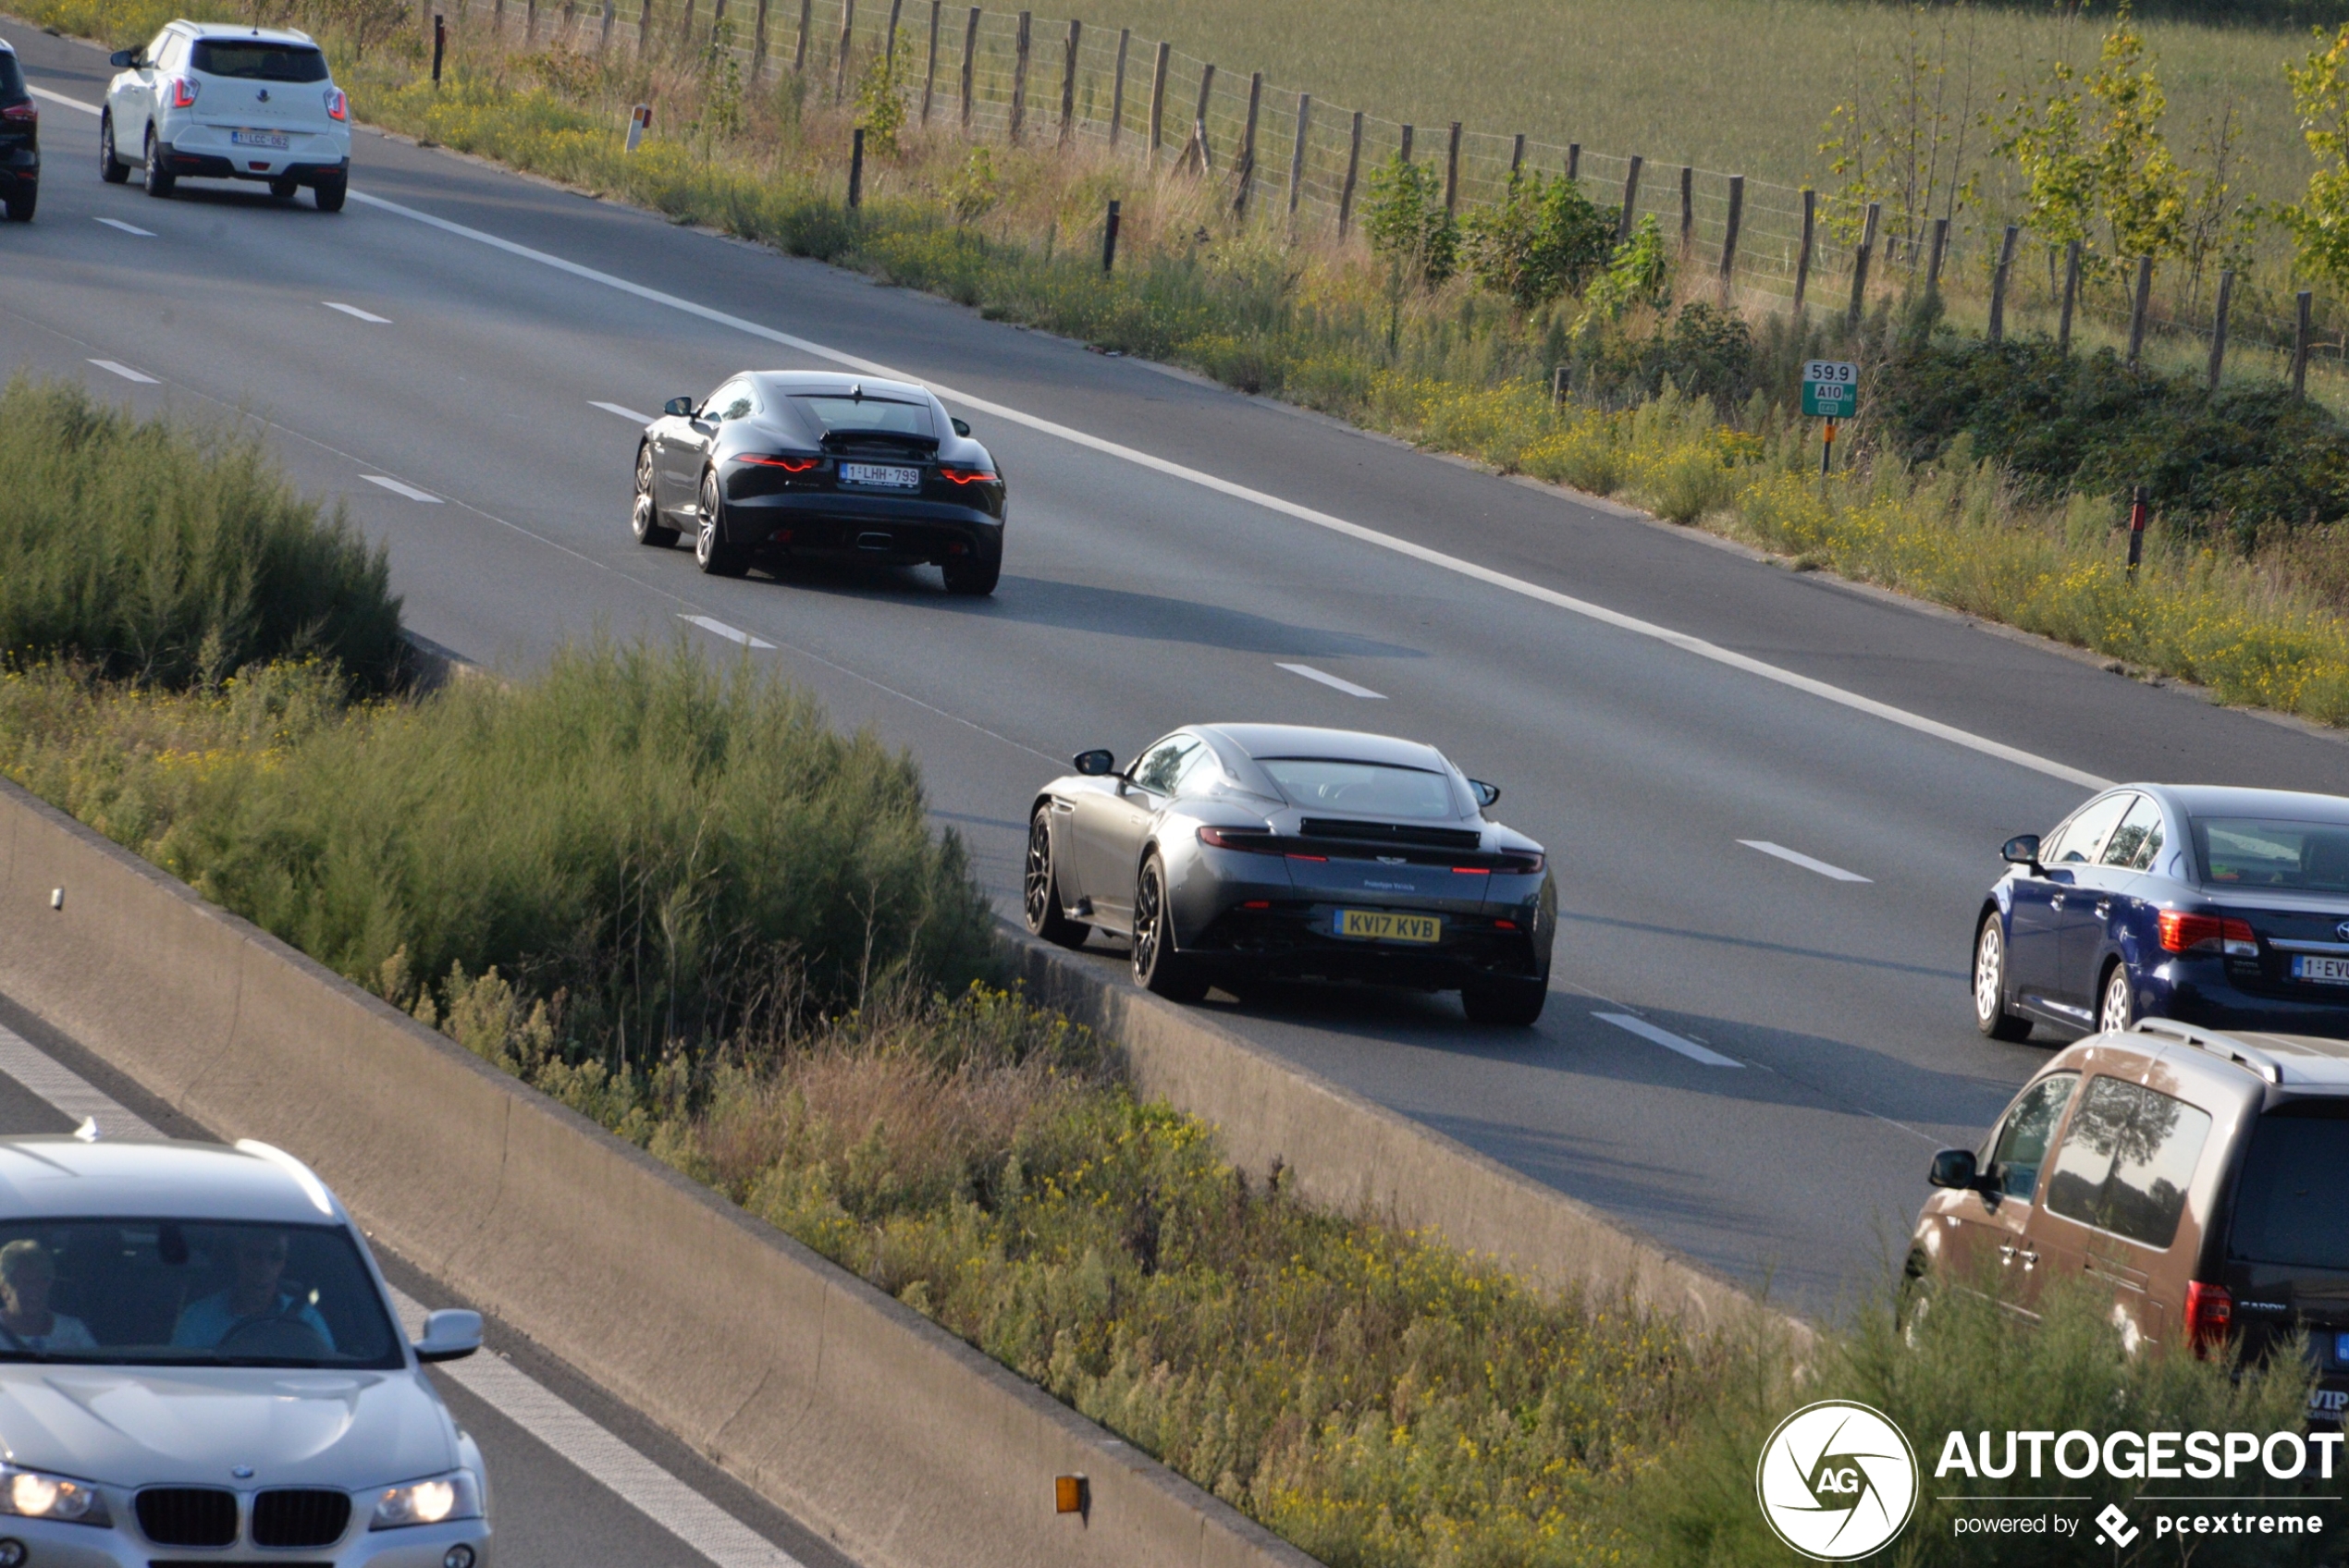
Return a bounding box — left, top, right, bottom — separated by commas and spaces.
1334, 909, 1441, 943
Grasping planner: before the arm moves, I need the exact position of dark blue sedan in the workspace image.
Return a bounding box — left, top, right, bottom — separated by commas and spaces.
1974, 785, 2349, 1040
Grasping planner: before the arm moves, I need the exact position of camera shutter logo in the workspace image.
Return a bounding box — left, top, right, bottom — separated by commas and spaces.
1755, 1400, 1919, 1560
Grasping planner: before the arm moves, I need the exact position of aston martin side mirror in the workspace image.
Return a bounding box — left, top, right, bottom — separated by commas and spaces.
1470, 779, 1501, 809
662, 396, 694, 417
951, 417, 972, 437
2001, 834, 2042, 871
110, 48, 136, 67
1072, 749, 1115, 777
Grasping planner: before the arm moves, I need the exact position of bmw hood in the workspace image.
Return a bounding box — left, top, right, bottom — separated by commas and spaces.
0, 1365, 457, 1487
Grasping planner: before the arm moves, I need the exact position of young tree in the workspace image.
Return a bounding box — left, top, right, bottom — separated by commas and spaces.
1461, 174, 1615, 309
1818, 2, 1982, 255
2281, 23, 2349, 298
1361, 153, 1457, 286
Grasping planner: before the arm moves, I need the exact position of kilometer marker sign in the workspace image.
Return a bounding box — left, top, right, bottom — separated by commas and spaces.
1802, 360, 1857, 418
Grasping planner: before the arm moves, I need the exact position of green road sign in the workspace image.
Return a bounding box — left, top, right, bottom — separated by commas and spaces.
1802, 360, 1857, 419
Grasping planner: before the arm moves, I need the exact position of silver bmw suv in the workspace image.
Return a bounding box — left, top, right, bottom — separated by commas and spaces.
0, 1137, 490, 1566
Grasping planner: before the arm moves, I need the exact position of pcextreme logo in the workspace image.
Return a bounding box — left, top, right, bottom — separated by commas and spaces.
1756, 1400, 1921, 1561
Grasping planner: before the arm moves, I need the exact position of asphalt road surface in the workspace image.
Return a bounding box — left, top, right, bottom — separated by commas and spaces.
8, 18, 2349, 1341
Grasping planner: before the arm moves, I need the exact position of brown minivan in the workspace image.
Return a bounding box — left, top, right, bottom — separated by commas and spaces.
1910, 1018, 2349, 1425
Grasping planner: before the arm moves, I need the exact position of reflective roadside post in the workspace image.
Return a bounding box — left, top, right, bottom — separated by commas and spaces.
2127, 485, 2147, 579
1802, 358, 1855, 492
432, 15, 446, 85
848, 126, 865, 210
1101, 198, 1120, 274
624, 104, 652, 153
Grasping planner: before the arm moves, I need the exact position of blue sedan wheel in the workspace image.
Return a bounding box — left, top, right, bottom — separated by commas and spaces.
1974, 913, 2033, 1041
2098, 964, 2135, 1034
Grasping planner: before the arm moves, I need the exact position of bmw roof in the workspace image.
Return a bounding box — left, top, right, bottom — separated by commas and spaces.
0, 1137, 347, 1222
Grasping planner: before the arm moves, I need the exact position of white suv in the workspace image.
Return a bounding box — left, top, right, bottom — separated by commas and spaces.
101, 20, 350, 210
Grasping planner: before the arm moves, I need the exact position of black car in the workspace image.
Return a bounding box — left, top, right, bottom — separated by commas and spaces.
1974, 785, 2349, 1042
0, 41, 37, 223
632, 370, 1006, 595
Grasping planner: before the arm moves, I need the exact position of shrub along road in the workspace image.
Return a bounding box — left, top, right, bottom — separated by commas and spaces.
6, 23, 2349, 1324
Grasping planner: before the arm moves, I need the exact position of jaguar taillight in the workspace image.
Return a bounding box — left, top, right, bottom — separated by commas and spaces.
937, 464, 997, 485
738, 454, 821, 472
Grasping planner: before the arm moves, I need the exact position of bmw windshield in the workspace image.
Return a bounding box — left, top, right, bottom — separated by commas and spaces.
0, 1219, 402, 1368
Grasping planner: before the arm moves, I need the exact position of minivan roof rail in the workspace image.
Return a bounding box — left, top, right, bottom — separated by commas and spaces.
2130, 1018, 2283, 1084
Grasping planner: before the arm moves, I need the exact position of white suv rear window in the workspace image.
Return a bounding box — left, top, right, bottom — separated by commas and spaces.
191, 41, 327, 82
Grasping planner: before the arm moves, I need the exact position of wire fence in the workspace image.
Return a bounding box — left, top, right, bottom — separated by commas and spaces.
439, 0, 2346, 391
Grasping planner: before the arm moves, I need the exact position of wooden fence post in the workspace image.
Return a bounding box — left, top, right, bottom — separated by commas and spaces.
1847, 200, 1880, 325
1146, 40, 1169, 156
1108, 28, 1128, 146
750, 0, 769, 77
1192, 61, 1215, 165
1718, 175, 1743, 301
639, 0, 654, 55
918, 0, 940, 120
1398, 123, 1413, 164
1288, 92, 1310, 217
1925, 215, 1948, 296
1617, 154, 1642, 242
1793, 188, 1815, 312
1566, 142, 1579, 181
2207, 268, 2234, 392
676, 0, 694, 49
1509, 133, 1525, 180
958, 7, 979, 129
526, 0, 538, 45
836, 0, 857, 100
2127, 255, 2153, 367
600, 0, 616, 51
495, 0, 506, 43
1338, 109, 1363, 237
1987, 224, 2018, 342
1443, 121, 1461, 215
1057, 18, 1078, 144
1234, 71, 1262, 215
882, 0, 901, 66
1679, 165, 1693, 256
791, 0, 810, 69
2295, 289, 2314, 397
1008, 10, 1029, 141
2058, 239, 2081, 350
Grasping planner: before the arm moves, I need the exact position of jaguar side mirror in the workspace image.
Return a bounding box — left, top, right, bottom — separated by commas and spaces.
1927, 1148, 1983, 1191
951, 417, 972, 436
662, 396, 694, 418
412, 1307, 482, 1364
110, 48, 137, 67
1072, 749, 1115, 777
2001, 834, 2042, 871
1469, 779, 1501, 809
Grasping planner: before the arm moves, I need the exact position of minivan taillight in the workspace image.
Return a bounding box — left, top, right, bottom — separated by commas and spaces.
324, 87, 347, 122
167, 76, 199, 108
0, 101, 34, 125
2158, 911, 2257, 957
2184, 1280, 2233, 1355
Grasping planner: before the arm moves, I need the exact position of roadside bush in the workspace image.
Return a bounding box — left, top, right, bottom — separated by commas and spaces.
1577, 302, 1760, 410
1574, 214, 1673, 334
1361, 153, 1458, 286
1461, 173, 1616, 309
0, 376, 402, 690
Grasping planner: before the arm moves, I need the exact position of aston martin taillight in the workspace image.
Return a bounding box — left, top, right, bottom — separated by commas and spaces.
1197, 826, 1279, 853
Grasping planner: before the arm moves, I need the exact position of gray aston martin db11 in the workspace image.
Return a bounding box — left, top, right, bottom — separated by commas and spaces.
1026, 724, 1556, 1023
632, 369, 1005, 594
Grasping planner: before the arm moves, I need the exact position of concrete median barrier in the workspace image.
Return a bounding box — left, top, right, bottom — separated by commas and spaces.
0, 775, 1317, 1568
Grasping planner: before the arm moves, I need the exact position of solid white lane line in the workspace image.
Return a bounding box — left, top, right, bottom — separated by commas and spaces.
1277, 662, 1385, 699
95, 217, 154, 237
591, 399, 656, 423
28, 86, 99, 115
682, 614, 777, 649
1594, 1012, 1743, 1068
345, 188, 2110, 793
88, 359, 158, 384
361, 474, 443, 503
1738, 840, 1872, 883
324, 300, 392, 324
0, 1026, 807, 1568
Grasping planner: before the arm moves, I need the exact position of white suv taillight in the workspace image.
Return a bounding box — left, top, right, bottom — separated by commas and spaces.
167, 76, 199, 108
324, 87, 347, 121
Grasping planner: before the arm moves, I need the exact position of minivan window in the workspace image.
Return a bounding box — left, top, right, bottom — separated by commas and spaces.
2227, 1110, 2349, 1271
2044, 1076, 2214, 1248
0, 52, 26, 103
793, 396, 933, 437
191, 40, 329, 81
2101, 795, 2166, 872
1987, 1072, 2080, 1202
2193, 817, 2349, 891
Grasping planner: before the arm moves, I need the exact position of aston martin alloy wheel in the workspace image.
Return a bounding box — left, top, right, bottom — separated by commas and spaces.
1132, 853, 1207, 1002
1025, 808, 1089, 949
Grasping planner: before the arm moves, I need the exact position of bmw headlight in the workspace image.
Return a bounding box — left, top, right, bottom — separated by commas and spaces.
0, 1464, 108, 1525
370, 1470, 482, 1530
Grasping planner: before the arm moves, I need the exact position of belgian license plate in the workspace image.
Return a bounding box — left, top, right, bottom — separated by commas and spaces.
1333, 909, 1441, 944
840, 463, 919, 489
230, 129, 290, 149
2294, 955, 2349, 985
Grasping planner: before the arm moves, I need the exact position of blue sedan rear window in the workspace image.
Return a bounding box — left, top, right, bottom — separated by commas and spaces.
2192, 817, 2349, 890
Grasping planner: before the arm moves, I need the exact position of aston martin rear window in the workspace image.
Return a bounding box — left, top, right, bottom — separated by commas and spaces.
2192, 817, 2349, 891
0, 1219, 401, 1367
191, 41, 329, 81
794, 396, 933, 436
1257, 760, 1458, 820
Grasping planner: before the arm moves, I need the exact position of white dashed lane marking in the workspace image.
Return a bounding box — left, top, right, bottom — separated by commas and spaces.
591, 400, 655, 423
95, 217, 154, 236
1277, 662, 1385, 699
1738, 840, 1872, 883
360, 474, 443, 503
88, 359, 157, 384
324, 301, 392, 324
681, 614, 776, 649
1594, 1012, 1743, 1068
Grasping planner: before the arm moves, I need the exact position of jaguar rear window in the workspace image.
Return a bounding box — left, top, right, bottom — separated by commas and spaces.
191, 41, 329, 82
793, 396, 933, 437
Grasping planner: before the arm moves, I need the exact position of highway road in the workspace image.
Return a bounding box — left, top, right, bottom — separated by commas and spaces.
8, 13, 2349, 1348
